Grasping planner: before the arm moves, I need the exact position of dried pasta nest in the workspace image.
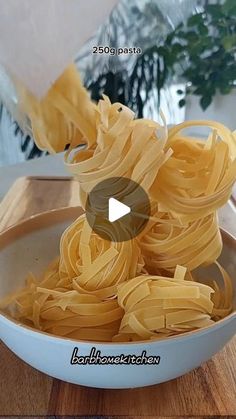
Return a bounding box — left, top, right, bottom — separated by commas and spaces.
65, 96, 171, 209
140, 212, 222, 273
114, 263, 233, 342
153, 121, 236, 223
0, 260, 124, 342
58, 214, 145, 299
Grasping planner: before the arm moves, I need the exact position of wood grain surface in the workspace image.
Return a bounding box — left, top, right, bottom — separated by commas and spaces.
0, 176, 235, 418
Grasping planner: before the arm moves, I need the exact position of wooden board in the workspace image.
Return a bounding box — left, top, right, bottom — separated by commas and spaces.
0, 176, 235, 418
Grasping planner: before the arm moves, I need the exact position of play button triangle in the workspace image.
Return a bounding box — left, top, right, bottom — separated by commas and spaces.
85, 176, 151, 242
108, 197, 131, 223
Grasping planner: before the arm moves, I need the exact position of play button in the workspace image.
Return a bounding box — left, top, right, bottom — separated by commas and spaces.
108, 198, 131, 223
85, 177, 151, 242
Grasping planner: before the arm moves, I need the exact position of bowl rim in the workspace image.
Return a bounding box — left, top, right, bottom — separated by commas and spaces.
0, 206, 235, 346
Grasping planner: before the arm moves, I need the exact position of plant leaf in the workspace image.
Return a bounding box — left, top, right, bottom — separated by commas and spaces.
179, 98, 186, 108
198, 23, 208, 36
205, 4, 223, 20
187, 13, 204, 27
200, 95, 212, 110
222, 35, 236, 50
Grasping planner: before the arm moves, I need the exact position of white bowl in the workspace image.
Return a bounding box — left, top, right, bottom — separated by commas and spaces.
0, 207, 235, 389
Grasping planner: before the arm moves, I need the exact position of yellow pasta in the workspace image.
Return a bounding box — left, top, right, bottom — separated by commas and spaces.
58, 214, 145, 299
16, 63, 236, 219
64, 96, 171, 209
141, 212, 222, 273
0, 63, 235, 342
153, 123, 236, 222
16, 64, 98, 153
114, 264, 232, 342
0, 259, 124, 342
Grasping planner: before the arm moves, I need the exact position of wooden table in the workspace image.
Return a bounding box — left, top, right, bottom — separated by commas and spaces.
0, 177, 235, 418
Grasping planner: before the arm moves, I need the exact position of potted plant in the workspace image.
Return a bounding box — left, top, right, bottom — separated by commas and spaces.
159, 0, 236, 132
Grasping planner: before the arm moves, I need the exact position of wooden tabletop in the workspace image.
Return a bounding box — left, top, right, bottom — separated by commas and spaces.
0, 176, 235, 418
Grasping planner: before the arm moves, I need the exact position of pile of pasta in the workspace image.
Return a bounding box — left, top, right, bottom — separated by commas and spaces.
0, 239, 232, 342
59, 215, 145, 299
140, 212, 222, 273
1, 63, 235, 342
115, 263, 233, 342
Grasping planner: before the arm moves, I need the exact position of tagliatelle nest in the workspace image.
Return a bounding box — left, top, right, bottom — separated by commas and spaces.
154, 121, 236, 222
140, 212, 222, 273
114, 263, 233, 342
64, 96, 171, 210
58, 214, 145, 299
0, 259, 124, 342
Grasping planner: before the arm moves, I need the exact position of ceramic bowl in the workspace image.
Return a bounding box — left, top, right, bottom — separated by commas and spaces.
0, 207, 235, 388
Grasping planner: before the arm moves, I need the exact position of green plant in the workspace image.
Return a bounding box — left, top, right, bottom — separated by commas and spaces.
87, 0, 236, 115
161, 0, 236, 110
